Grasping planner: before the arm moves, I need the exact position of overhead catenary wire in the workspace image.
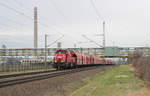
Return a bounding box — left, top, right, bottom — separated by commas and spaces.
13, 0, 51, 25
0, 2, 33, 20
0, 2, 47, 29
47, 35, 64, 47
0, 2, 37, 34
48, 0, 69, 23
12, 0, 22, 6
0, 23, 18, 30
90, 0, 101, 19
46, 0, 79, 46
82, 35, 103, 47
0, 15, 33, 29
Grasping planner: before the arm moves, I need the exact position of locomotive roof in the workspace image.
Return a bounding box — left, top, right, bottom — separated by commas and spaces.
56, 49, 75, 52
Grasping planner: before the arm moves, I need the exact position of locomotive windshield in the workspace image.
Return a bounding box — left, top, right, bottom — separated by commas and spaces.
56, 50, 66, 54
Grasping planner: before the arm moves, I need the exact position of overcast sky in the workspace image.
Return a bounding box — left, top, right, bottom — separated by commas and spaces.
0, 0, 150, 48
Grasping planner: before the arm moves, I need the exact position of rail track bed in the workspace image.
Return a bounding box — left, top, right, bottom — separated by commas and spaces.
0, 65, 113, 88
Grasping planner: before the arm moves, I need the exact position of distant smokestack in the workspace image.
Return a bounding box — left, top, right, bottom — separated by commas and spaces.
34, 7, 38, 48
103, 21, 105, 47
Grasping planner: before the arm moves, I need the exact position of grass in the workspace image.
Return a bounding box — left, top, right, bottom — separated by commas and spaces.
71, 65, 143, 96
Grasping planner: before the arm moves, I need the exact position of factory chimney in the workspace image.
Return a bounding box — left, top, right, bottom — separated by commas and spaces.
103, 21, 105, 48
34, 7, 38, 48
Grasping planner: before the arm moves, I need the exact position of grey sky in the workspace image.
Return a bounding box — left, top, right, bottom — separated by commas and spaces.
0, 0, 149, 48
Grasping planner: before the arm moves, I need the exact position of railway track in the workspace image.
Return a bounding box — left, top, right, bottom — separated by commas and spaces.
0, 70, 56, 79
0, 65, 113, 88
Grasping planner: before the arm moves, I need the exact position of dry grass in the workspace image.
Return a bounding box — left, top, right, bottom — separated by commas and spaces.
128, 88, 150, 96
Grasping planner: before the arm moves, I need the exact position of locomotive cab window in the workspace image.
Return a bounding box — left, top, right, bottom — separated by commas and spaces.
56, 51, 66, 54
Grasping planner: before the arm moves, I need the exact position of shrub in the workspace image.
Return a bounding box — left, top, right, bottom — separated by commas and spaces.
130, 51, 150, 87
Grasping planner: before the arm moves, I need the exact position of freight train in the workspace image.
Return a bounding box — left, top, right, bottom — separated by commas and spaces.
53, 49, 116, 70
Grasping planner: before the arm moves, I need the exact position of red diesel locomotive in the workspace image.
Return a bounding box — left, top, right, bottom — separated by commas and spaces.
53, 49, 115, 70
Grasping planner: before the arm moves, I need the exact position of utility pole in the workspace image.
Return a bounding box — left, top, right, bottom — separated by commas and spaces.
103, 21, 105, 48
34, 7, 38, 48
45, 34, 47, 69
74, 43, 76, 48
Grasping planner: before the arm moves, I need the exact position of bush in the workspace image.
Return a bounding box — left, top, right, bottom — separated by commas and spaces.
130, 51, 150, 87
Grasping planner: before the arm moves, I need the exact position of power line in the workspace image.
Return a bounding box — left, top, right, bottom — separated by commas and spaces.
0, 2, 33, 20
90, 0, 101, 19
0, 1, 66, 43
82, 34, 103, 47
0, 2, 48, 31
0, 24, 15, 30
11, 1, 65, 35
12, 0, 50, 23
47, 0, 79, 44
13, 0, 47, 22
13, 0, 22, 6
47, 35, 64, 47
0, 15, 32, 29
48, 0, 69, 22
0, 2, 52, 30
48, 0, 81, 43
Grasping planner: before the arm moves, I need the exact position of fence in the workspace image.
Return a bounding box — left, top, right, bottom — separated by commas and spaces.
0, 56, 53, 73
